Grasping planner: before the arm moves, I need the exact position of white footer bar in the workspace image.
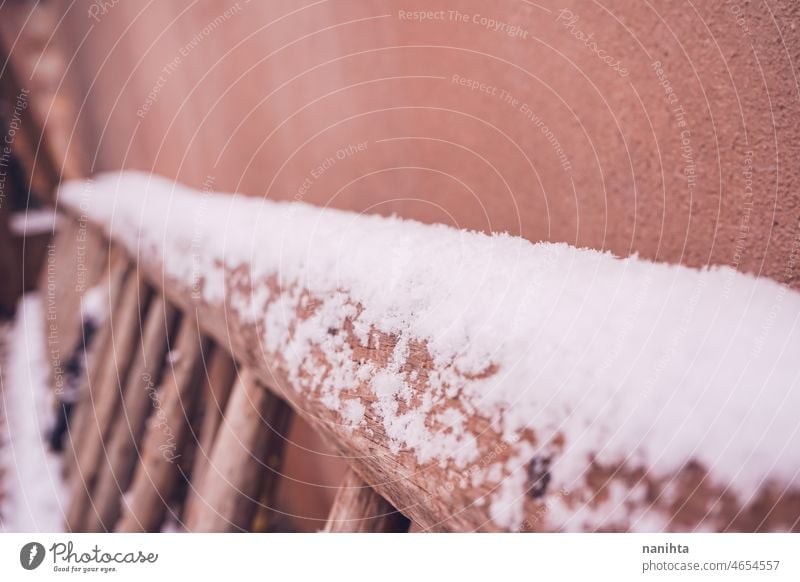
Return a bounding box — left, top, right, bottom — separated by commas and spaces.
1, 533, 797, 581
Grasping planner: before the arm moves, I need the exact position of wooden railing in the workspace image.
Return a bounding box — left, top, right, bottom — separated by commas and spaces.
51, 172, 800, 533
52, 211, 416, 532
47, 218, 411, 532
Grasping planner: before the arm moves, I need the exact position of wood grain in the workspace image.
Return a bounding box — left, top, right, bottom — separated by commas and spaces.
182, 346, 237, 527
325, 469, 409, 533
87, 296, 178, 531
186, 369, 291, 532
63, 250, 129, 484
115, 314, 209, 532
67, 277, 149, 530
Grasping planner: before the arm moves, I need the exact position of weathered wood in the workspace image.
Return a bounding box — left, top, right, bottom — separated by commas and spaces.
181, 346, 237, 526
66, 276, 149, 530
324, 469, 409, 533
86, 296, 178, 531
186, 370, 291, 532
114, 314, 208, 532
118, 259, 505, 531
63, 249, 128, 481
63, 210, 529, 531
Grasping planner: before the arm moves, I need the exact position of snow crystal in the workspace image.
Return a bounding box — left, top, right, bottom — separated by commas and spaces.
341, 399, 365, 426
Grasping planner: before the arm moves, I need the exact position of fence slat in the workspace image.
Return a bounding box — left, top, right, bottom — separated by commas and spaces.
87, 295, 178, 531
63, 250, 128, 483
186, 369, 291, 532
66, 276, 149, 530
324, 469, 409, 533
181, 346, 237, 526
114, 314, 208, 532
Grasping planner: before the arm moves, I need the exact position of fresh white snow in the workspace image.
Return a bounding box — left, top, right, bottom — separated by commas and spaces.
80, 284, 108, 324
59, 171, 800, 530
9, 209, 59, 236
0, 294, 66, 532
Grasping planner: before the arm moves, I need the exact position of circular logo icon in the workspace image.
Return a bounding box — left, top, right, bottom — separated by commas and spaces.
20, 542, 46, 570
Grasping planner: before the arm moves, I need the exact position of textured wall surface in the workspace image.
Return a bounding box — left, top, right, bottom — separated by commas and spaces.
49, 0, 800, 288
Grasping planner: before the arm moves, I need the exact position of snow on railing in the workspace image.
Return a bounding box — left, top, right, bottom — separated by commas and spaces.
58, 171, 800, 531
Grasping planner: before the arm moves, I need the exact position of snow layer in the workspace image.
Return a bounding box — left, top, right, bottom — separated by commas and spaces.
0, 294, 66, 532
59, 171, 800, 530
9, 209, 59, 236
